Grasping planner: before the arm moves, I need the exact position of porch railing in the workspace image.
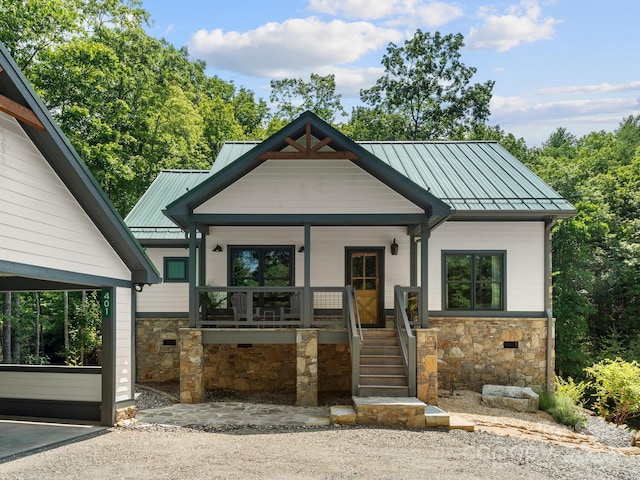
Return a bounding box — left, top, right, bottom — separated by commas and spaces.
394, 285, 418, 397
196, 286, 348, 329
345, 286, 363, 395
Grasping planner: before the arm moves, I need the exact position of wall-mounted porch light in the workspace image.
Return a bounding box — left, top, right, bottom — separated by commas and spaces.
297, 246, 305, 253
212, 244, 223, 252
390, 239, 399, 256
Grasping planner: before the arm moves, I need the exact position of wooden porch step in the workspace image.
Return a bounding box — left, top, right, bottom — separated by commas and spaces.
360, 345, 401, 356
360, 354, 403, 366
358, 385, 411, 397
359, 374, 408, 387
362, 336, 399, 347
360, 364, 406, 375
361, 329, 397, 338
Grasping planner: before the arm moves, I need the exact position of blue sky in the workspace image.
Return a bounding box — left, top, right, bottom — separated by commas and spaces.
141, 0, 640, 145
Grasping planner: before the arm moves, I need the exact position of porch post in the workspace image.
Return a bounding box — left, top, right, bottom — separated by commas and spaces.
188, 222, 198, 328
199, 226, 207, 286
410, 234, 417, 285
420, 223, 429, 328
303, 223, 312, 327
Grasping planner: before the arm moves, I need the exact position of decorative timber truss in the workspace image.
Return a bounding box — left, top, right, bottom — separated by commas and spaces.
257, 122, 359, 160
0, 77, 45, 131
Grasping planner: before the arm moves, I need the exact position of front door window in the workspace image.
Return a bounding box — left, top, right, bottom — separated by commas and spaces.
347, 249, 383, 326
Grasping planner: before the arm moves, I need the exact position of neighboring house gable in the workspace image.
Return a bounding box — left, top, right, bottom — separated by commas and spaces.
0, 42, 159, 426
0, 43, 159, 290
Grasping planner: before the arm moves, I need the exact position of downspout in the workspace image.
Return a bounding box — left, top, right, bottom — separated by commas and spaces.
544, 217, 557, 391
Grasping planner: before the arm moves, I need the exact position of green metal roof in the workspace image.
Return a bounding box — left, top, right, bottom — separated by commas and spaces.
210, 140, 574, 214
125, 169, 211, 239
127, 131, 575, 240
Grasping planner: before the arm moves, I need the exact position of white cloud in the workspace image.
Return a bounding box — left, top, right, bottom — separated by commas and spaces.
490, 95, 640, 124
489, 94, 640, 145
189, 17, 401, 78
307, 0, 463, 27
539, 81, 640, 96
467, 0, 560, 52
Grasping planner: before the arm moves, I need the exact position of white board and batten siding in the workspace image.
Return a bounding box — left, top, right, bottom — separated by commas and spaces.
427, 222, 546, 311
136, 247, 189, 313
0, 112, 130, 280
206, 226, 411, 310
195, 160, 424, 215
115, 286, 133, 402
0, 368, 101, 402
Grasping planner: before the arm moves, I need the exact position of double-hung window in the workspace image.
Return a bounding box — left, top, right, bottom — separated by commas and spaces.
444, 252, 504, 310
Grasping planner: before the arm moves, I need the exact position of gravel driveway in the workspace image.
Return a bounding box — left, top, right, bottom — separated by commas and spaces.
0, 387, 638, 480
0, 424, 638, 480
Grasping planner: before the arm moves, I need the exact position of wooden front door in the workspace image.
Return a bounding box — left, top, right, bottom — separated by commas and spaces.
346, 248, 384, 327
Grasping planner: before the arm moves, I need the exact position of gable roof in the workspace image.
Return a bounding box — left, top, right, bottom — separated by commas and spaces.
164, 111, 452, 228
208, 140, 575, 216
0, 43, 160, 285
128, 112, 575, 240
125, 169, 211, 241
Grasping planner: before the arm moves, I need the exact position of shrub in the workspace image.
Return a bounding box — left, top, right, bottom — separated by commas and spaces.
548, 393, 587, 430
585, 358, 640, 425
555, 375, 588, 406
537, 379, 588, 430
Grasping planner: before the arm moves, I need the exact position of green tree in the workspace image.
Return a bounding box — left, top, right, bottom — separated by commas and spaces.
270, 73, 346, 123
359, 30, 494, 140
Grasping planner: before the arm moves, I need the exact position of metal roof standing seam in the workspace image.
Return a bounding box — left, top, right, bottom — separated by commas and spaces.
125, 141, 575, 239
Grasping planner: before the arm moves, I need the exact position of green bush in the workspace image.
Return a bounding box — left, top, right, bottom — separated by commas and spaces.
585, 358, 640, 425
537, 379, 588, 430
537, 388, 555, 411
555, 375, 588, 405
548, 393, 588, 430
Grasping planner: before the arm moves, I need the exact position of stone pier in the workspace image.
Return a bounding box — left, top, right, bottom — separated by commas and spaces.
296, 329, 318, 407
416, 328, 439, 405
179, 328, 204, 404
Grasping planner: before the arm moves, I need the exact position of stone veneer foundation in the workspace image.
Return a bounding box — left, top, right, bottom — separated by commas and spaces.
139, 317, 551, 401
429, 317, 552, 392
136, 318, 188, 383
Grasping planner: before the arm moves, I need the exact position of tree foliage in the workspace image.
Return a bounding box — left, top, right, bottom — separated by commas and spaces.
269, 73, 346, 124
2, 0, 268, 215
529, 117, 640, 375
358, 30, 494, 140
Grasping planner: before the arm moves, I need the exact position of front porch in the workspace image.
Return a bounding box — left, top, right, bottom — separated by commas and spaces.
177, 286, 439, 408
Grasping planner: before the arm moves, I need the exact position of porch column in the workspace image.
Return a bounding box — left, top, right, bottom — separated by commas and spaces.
199, 226, 207, 286
420, 223, 429, 328
296, 328, 318, 406
179, 328, 204, 403
416, 328, 439, 405
302, 223, 312, 327
410, 234, 417, 285
188, 222, 198, 328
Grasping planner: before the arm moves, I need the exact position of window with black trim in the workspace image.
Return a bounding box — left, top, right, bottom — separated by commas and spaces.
444, 252, 504, 310
229, 246, 294, 307
164, 257, 188, 282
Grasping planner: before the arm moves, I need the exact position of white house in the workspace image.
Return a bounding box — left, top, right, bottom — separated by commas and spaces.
127, 111, 576, 406
0, 43, 160, 425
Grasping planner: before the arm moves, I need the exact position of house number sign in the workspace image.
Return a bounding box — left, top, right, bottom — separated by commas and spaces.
102, 288, 113, 318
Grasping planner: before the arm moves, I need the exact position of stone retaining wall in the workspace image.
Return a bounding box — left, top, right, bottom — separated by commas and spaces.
318, 343, 351, 392
204, 344, 297, 392
136, 318, 188, 383
430, 317, 551, 392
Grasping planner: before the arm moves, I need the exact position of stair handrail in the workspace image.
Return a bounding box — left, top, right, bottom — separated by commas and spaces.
345, 285, 362, 395
394, 285, 417, 397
